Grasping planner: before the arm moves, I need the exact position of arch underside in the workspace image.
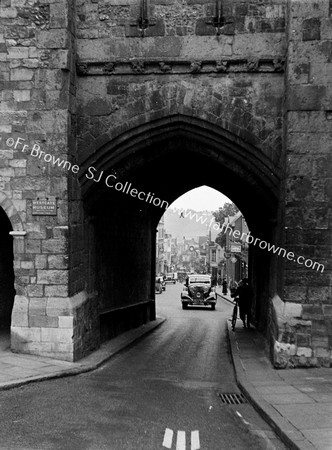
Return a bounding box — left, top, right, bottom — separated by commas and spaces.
81, 115, 280, 233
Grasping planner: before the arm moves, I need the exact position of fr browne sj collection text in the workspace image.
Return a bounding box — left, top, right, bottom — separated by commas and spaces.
2, 136, 169, 209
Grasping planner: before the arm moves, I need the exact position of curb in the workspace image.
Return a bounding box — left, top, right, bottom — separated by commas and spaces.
216, 292, 235, 305
227, 321, 316, 450
0, 317, 166, 392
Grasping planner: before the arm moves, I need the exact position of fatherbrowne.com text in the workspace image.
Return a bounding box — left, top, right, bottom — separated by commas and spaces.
171, 207, 325, 273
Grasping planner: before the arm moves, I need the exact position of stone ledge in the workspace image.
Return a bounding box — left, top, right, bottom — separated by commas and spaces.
76, 57, 285, 76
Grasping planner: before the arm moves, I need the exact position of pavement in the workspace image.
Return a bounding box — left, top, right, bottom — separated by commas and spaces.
0, 318, 165, 391
0, 293, 330, 450
217, 289, 332, 450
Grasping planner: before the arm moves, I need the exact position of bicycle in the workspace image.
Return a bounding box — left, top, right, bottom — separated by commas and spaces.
231, 298, 238, 331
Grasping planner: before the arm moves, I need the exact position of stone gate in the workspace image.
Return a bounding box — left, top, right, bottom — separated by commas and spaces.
0, 0, 331, 367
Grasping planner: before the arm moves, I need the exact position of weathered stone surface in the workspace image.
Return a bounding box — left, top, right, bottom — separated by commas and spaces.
44, 285, 68, 297
11, 327, 41, 344
40, 327, 73, 342
29, 315, 58, 328
287, 85, 326, 111
48, 255, 69, 269
29, 297, 46, 314
27, 284, 44, 298
302, 18, 321, 41
11, 312, 28, 327
0, 0, 330, 365
58, 316, 74, 328
37, 270, 68, 285
125, 19, 165, 37
36, 30, 68, 49
41, 238, 67, 254
35, 255, 47, 269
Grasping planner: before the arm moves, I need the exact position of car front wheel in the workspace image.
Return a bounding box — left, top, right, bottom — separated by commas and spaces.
182, 303, 188, 310
211, 304, 216, 310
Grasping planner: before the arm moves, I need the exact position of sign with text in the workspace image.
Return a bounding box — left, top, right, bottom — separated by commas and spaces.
230, 244, 241, 253
32, 199, 57, 216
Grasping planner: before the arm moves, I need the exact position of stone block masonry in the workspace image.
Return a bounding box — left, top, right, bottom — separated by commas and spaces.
0, 0, 97, 361
0, 0, 331, 366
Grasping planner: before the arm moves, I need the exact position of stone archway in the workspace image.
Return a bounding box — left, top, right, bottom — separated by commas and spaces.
0, 205, 15, 331
79, 114, 282, 343
0, 194, 24, 341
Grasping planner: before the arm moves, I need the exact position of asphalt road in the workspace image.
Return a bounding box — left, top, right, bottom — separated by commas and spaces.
0, 284, 286, 450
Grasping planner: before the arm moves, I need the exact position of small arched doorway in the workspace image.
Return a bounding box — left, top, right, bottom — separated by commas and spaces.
0, 207, 15, 333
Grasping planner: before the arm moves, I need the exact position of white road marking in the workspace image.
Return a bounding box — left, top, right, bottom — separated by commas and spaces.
191, 430, 200, 450
162, 428, 200, 449
236, 410, 250, 426
162, 428, 173, 448
176, 430, 186, 450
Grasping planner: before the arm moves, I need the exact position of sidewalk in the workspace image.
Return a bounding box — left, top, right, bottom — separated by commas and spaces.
215, 286, 233, 304
219, 293, 332, 450
0, 299, 331, 450
0, 318, 165, 391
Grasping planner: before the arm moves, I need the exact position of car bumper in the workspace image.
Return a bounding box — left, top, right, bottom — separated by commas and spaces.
181, 294, 217, 305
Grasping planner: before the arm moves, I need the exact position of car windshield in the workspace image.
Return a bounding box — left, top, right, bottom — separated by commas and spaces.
189, 277, 210, 284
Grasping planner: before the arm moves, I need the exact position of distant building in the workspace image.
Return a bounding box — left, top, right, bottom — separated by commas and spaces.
208, 242, 224, 280
223, 212, 249, 284
156, 215, 166, 275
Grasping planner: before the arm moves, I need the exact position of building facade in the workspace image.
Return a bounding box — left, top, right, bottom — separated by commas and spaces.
0, 0, 331, 367
223, 212, 249, 285
156, 214, 165, 275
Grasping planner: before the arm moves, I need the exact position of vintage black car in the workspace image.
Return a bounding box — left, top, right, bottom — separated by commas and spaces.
165, 274, 176, 284
181, 274, 217, 310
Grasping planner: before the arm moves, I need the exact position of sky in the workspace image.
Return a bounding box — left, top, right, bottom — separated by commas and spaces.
169, 186, 231, 212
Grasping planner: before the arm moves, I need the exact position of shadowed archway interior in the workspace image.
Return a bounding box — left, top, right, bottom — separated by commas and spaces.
81, 115, 282, 342
0, 207, 15, 330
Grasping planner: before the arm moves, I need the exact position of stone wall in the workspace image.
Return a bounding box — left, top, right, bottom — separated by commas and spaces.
0, 0, 330, 364
76, 0, 287, 170
75, 0, 287, 361
270, 0, 332, 368
0, 0, 88, 361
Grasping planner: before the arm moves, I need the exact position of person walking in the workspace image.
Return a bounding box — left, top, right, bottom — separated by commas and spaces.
231, 278, 253, 328
222, 278, 228, 295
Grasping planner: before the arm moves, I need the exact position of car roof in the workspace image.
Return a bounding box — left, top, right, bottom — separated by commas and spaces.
189, 274, 210, 278
188, 275, 211, 280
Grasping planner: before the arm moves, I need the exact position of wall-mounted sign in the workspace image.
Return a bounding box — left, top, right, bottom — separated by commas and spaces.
32, 199, 57, 216
231, 244, 241, 253
231, 256, 237, 263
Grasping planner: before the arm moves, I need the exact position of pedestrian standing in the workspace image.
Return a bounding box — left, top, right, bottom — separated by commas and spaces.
222, 278, 228, 295
231, 278, 253, 328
